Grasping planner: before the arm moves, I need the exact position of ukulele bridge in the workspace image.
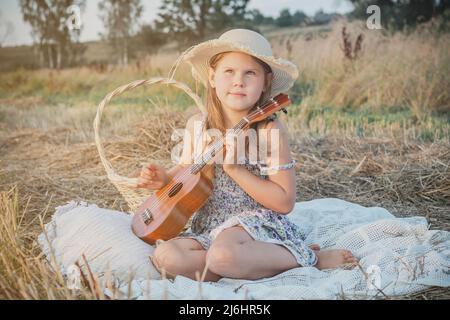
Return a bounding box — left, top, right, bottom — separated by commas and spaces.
142, 208, 154, 225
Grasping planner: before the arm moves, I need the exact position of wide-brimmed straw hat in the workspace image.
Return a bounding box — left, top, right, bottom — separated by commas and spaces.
168, 28, 299, 98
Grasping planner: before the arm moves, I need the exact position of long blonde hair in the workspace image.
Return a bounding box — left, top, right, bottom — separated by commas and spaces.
203, 51, 274, 159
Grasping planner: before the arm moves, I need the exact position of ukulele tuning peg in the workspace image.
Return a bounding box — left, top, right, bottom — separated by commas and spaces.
281, 108, 288, 114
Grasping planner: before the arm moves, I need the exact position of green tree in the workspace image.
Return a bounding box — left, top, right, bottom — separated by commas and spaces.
134, 24, 167, 56
348, 0, 450, 30
276, 8, 293, 27
19, 0, 86, 68
154, 0, 251, 47
292, 10, 309, 26
249, 8, 265, 25
98, 0, 143, 65
313, 9, 337, 25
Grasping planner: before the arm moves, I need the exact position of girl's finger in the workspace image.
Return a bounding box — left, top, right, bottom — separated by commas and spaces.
141, 172, 152, 179
135, 182, 146, 188
139, 177, 152, 184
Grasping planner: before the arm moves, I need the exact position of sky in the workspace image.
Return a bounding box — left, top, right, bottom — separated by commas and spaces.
0, 0, 354, 47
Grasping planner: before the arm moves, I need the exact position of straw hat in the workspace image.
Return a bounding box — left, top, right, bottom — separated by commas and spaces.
168, 28, 299, 98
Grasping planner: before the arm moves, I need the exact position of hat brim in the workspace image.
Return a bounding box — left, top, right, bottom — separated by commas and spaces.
183, 39, 299, 98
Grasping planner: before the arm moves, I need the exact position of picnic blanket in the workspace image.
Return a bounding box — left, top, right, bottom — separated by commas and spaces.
37, 198, 450, 299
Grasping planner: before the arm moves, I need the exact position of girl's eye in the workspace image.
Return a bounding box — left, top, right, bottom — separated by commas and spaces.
224, 70, 255, 75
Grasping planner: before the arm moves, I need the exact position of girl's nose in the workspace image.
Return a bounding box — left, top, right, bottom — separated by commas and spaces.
234, 78, 244, 86
233, 75, 244, 87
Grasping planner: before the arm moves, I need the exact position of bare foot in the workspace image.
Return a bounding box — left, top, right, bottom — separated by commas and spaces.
314, 249, 358, 270
309, 244, 321, 251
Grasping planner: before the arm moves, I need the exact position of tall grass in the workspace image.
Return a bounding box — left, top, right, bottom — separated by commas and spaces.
0, 187, 95, 299
0, 51, 184, 107
1, 20, 448, 119
282, 19, 450, 118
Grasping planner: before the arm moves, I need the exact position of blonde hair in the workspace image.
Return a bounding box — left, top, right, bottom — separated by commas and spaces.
202, 51, 274, 159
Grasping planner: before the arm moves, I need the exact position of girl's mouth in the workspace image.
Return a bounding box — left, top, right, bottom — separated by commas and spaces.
229, 93, 246, 97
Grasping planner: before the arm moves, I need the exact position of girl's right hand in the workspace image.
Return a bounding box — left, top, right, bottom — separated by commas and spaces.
133, 163, 170, 190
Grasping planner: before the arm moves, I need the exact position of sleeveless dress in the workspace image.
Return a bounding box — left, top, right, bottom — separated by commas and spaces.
172, 115, 318, 268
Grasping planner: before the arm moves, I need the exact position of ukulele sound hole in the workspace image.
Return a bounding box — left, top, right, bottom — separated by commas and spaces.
168, 182, 183, 197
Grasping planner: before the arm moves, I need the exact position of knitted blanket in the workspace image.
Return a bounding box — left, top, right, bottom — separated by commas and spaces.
37, 198, 450, 299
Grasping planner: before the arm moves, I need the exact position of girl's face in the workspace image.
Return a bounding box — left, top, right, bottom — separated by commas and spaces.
209, 52, 267, 114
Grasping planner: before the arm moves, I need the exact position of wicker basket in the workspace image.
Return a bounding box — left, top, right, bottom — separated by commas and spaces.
93, 77, 205, 213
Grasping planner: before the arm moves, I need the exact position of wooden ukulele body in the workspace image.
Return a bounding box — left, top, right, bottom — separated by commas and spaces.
131, 165, 214, 245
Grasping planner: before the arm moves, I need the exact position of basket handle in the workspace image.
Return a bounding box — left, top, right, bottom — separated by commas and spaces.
93, 77, 206, 186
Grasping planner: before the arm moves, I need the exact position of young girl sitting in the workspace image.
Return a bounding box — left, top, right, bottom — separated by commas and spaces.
134, 29, 358, 282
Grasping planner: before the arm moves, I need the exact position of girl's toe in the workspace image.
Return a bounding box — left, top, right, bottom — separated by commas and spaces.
344, 252, 356, 262
345, 251, 354, 258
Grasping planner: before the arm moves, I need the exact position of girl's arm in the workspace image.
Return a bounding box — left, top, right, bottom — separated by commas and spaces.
223, 119, 296, 214
131, 113, 202, 188
163, 112, 205, 182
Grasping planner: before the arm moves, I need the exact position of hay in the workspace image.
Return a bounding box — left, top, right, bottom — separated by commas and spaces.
0, 105, 449, 299
289, 135, 450, 241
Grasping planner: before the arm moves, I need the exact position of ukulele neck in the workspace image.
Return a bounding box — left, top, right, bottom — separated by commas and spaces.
187, 93, 290, 175
189, 117, 248, 175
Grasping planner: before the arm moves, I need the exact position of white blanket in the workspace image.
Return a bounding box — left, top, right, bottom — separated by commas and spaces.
37, 198, 450, 299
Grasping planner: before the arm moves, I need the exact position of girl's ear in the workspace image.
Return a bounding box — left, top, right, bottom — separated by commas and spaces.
208, 67, 216, 88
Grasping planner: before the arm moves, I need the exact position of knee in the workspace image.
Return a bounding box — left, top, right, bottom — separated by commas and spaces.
206, 244, 240, 276
152, 241, 184, 273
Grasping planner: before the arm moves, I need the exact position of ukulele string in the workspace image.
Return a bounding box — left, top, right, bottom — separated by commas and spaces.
140, 98, 286, 217
142, 99, 284, 217
142, 122, 248, 216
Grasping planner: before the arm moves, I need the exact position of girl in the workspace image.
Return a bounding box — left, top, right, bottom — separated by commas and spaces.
134, 29, 358, 282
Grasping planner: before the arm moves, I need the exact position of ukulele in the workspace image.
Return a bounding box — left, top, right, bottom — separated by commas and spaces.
131, 93, 292, 245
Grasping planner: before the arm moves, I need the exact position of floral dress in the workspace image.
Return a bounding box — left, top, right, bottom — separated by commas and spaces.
172, 115, 318, 267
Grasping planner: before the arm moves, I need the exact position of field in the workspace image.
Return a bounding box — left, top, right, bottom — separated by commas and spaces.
0, 20, 449, 299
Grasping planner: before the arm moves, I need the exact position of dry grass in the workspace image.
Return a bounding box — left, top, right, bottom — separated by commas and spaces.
0, 19, 449, 300
0, 187, 95, 299
0, 102, 449, 299
276, 19, 450, 117
1, 20, 449, 117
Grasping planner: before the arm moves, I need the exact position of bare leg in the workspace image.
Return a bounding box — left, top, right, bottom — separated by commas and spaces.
151, 238, 221, 282
207, 226, 358, 280
206, 226, 300, 279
